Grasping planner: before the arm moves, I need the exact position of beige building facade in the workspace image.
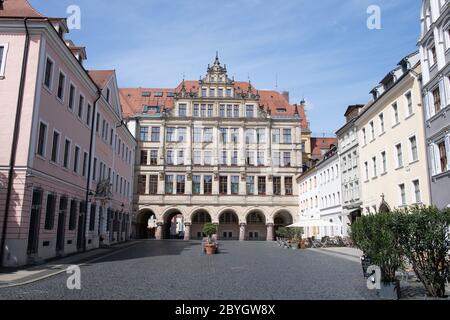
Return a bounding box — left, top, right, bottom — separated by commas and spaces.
356, 53, 431, 214
121, 55, 306, 241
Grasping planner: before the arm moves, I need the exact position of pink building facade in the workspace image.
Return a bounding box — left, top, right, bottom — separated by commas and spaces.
0, 0, 135, 267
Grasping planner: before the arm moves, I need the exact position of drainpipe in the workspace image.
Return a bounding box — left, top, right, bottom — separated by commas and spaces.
82, 90, 102, 252
0, 18, 31, 267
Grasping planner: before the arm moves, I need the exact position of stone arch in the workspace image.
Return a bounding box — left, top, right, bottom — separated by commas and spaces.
190, 208, 212, 240
272, 210, 294, 238
136, 209, 157, 239
245, 209, 267, 241
218, 209, 239, 240
162, 208, 185, 240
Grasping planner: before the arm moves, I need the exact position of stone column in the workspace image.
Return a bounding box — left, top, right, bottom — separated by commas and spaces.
184, 223, 191, 241
155, 222, 164, 240
239, 223, 247, 241
266, 223, 274, 241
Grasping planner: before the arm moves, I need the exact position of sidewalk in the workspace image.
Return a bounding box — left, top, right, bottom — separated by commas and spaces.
309, 247, 363, 263
0, 241, 140, 288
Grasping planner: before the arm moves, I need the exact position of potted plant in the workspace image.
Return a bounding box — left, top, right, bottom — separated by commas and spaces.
203, 223, 218, 255
350, 212, 403, 300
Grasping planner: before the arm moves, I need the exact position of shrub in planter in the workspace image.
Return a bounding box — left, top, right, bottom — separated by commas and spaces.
390, 206, 450, 298
276, 227, 288, 239
203, 223, 217, 244
350, 212, 403, 285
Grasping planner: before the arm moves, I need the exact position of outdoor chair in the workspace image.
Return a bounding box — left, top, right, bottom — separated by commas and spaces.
311, 239, 324, 248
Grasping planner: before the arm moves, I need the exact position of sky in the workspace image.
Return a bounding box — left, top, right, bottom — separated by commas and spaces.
29, 0, 422, 136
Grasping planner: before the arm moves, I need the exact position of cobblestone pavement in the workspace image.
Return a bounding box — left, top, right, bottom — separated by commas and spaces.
0, 241, 376, 300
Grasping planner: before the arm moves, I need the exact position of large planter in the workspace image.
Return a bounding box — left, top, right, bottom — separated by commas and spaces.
205, 244, 217, 255
377, 281, 400, 300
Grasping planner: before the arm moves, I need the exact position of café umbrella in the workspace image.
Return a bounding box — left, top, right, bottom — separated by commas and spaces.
287, 219, 340, 228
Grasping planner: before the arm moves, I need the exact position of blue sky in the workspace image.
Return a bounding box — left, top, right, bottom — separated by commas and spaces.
29, 0, 421, 136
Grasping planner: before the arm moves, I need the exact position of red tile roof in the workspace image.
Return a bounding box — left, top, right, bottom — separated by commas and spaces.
119, 81, 309, 129
0, 0, 44, 18
88, 70, 114, 89
311, 137, 337, 158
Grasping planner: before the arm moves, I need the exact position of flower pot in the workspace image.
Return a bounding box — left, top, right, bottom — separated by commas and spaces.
205, 244, 217, 255
377, 281, 400, 300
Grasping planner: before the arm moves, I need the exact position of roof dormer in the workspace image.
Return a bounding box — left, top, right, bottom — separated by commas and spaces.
65, 40, 87, 65
49, 18, 69, 39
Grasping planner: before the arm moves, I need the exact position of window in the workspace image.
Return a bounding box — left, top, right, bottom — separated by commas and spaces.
272, 129, 280, 144
194, 128, 202, 143
273, 177, 281, 195
204, 150, 212, 165
257, 151, 264, 166
139, 127, 148, 141
381, 151, 387, 173
230, 128, 239, 143
272, 152, 281, 167
178, 127, 187, 143
92, 158, 97, 181
82, 152, 88, 177
166, 150, 174, 165
372, 157, 377, 177
283, 152, 291, 167
285, 177, 293, 195
110, 129, 114, 146
219, 105, 226, 117
37, 122, 47, 157
73, 146, 80, 173
364, 161, 369, 180
192, 176, 201, 195
405, 92, 413, 116
0, 44, 8, 77
231, 150, 238, 166
140, 150, 148, 165
396, 144, 403, 168
379, 113, 385, 134
246, 105, 254, 118
258, 177, 266, 195
209, 88, 215, 97
226, 88, 232, 97
68, 200, 77, 231
176, 176, 185, 194
193, 150, 201, 165
233, 105, 239, 118
151, 127, 160, 142
106, 88, 110, 102
204, 176, 212, 195
413, 180, 421, 203
245, 129, 255, 144
220, 150, 227, 165
96, 112, 100, 133
204, 128, 213, 143
165, 175, 173, 194
89, 204, 96, 231
283, 129, 292, 144
154, 92, 163, 97
220, 128, 228, 143
393, 103, 399, 125
202, 88, 207, 97
410, 136, 418, 162
399, 184, 406, 206
57, 72, 65, 100
50, 131, 60, 163
150, 150, 158, 165
166, 127, 176, 142
78, 95, 84, 119
208, 104, 213, 117
438, 141, 448, 172
231, 176, 239, 195
219, 176, 228, 194
246, 176, 255, 195
256, 129, 266, 144
177, 150, 184, 165
430, 45, 437, 66
370, 121, 375, 140
433, 87, 441, 114
68, 84, 75, 110
362, 128, 367, 145
44, 57, 53, 89
178, 104, 187, 117
246, 151, 255, 166
218, 88, 223, 97
86, 104, 92, 126
227, 105, 232, 118
138, 175, 146, 194
44, 194, 57, 230
193, 104, 199, 117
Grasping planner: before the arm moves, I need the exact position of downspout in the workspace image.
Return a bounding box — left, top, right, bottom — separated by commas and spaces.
0, 18, 31, 266
82, 90, 102, 252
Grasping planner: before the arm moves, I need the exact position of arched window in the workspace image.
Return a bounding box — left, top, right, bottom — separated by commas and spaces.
192, 211, 211, 224
247, 212, 265, 224
219, 211, 238, 224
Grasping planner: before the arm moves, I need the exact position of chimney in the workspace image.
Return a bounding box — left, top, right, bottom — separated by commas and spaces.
281, 91, 289, 103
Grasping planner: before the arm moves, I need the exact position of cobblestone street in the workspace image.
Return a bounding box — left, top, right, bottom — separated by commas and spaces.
0, 241, 375, 300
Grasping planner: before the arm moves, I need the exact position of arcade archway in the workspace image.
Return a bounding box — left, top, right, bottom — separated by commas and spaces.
246, 211, 266, 241
190, 210, 212, 240
218, 210, 239, 240
136, 209, 157, 239
273, 211, 293, 239
163, 209, 185, 240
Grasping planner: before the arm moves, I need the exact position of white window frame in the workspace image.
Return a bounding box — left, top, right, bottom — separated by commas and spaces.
0, 43, 9, 78
56, 68, 66, 103
408, 133, 419, 163
77, 93, 85, 121
73, 144, 81, 174
36, 120, 49, 158
50, 128, 62, 164
68, 81, 77, 112
62, 137, 72, 169
43, 55, 55, 92
411, 178, 422, 204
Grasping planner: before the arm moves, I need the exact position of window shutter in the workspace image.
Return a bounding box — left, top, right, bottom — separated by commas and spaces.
429, 144, 437, 175
424, 93, 431, 119
445, 135, 450, 171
